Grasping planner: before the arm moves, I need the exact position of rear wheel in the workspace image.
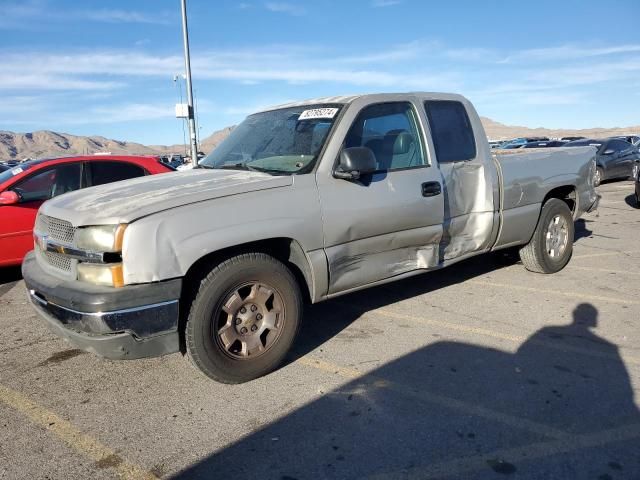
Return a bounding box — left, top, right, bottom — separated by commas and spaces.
519, 199, 574, 274
186, 253, 302, 383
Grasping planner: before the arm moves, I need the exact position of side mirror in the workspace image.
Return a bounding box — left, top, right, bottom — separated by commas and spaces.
0, 191, 19, 206
334, 147, 377, 180
603, 149, 615, 155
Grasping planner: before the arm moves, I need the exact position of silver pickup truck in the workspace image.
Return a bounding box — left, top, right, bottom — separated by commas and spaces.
22, 93, 599, 383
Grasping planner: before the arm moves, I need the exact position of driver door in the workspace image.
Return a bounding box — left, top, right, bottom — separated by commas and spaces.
0, 163, 81, 265
317, 101, 444, 294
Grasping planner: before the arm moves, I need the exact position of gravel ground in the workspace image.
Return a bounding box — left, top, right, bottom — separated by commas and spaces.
0, 181, 639, 480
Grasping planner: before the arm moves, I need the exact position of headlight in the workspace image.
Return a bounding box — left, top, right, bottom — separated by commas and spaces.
76, 224, 127, 252
77, 263, 124, 288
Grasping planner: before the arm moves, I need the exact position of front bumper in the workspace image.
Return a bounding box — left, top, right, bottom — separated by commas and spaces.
587, 193, 600, 213
22, 252, 182, 360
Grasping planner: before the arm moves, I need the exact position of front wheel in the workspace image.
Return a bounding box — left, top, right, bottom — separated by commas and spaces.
185, 253, 302, 383
594, 167, 603, 187
519, 199, 575, 274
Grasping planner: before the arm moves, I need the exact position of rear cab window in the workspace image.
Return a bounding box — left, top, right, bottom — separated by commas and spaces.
424, 100, 476, 163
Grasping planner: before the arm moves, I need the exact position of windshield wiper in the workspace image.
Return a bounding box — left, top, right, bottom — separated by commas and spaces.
216, 162, 260, 172
218, 162, 285, 175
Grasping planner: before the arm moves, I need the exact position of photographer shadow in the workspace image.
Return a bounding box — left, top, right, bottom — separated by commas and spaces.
172, 303, 640, 479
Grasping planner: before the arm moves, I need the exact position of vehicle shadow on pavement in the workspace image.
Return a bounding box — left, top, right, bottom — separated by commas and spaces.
0, 266, 22, 297
289, 251, 520, 364
574, 218, 593, 241
624, 194, 638, 209
171, 306, 640, 478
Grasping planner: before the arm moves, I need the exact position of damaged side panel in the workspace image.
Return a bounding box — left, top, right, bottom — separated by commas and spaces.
436, 158, 499, 261
122, 175, 324, 286
326, 225, 441, 294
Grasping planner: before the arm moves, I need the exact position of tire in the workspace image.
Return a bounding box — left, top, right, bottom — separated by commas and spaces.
185, 253, 302, 384
594, 167, 603, 187
519, 199, 574, 274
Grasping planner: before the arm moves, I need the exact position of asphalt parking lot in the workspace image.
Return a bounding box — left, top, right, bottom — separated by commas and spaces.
1, 181, 639, 480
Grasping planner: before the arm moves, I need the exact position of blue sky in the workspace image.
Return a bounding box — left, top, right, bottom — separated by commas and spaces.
2, 0, 639, 145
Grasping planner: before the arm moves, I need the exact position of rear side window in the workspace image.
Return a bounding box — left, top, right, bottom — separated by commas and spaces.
608, 140, 632, 153
424, 101, 476, 163
88, 161, 145, 187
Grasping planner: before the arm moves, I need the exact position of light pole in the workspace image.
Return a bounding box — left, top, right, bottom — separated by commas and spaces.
180, 0, 199, 166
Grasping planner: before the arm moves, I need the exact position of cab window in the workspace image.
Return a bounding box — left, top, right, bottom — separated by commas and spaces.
344, 102, 426, 171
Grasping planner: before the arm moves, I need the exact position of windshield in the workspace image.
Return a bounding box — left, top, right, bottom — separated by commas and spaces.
564, 140, 603, 151
199, 104, 342, 175
0, 162, 34, 184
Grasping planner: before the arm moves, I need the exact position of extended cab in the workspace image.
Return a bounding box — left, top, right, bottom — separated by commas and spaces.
22, 93, 599, 383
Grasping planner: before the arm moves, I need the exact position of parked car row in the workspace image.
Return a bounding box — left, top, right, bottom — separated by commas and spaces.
495, 137, 552, 149
490, 135, 640, 186
0, 155, 174, 266
563, 138, 640, 186
635, 165, 640, 207
158, 154, 188, 169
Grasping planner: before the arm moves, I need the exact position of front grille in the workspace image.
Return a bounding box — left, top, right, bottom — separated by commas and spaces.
36, 215, 76, 244
44, 251, 72, 272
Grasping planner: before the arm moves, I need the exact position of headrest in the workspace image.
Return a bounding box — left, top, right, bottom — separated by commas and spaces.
392, 132, 415, 155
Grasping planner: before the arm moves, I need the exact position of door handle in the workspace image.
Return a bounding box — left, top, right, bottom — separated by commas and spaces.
422, 181, 441, 197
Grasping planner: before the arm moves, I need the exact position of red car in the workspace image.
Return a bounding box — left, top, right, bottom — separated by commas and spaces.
0, 155, 173, 267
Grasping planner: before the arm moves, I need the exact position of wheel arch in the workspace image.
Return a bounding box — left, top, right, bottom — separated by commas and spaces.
177, 237, 316, 354
515, 185, 577, 249
183, 237, 314, 302
542, 185, 577, 215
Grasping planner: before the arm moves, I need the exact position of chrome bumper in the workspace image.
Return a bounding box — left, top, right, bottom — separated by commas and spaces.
22, 251, 181, 360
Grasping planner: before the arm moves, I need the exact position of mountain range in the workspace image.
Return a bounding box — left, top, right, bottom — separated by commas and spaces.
1, 119, 638, 160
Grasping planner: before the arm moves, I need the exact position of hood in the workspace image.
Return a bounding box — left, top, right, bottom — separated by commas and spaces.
41, 169, 293, 226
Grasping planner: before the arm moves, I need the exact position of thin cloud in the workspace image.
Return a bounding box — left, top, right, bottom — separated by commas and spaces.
88, 104, 174, 123
372, 0, 402, 7
264, 2, 306, 16
0, 101, 174, 126
0, 49, 459, 90
0, 1, 172, 28
80, 9, 171, 25
0, 73, 122, 91
502, 44, 640, 63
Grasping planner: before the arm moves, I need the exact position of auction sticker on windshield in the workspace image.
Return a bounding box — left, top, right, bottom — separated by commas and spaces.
298, 108, 339, 121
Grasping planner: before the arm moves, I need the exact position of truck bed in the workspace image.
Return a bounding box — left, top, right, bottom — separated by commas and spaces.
494, 146, 596, 211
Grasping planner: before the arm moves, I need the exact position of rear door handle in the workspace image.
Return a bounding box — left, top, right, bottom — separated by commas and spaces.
422, 181, 441, 197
